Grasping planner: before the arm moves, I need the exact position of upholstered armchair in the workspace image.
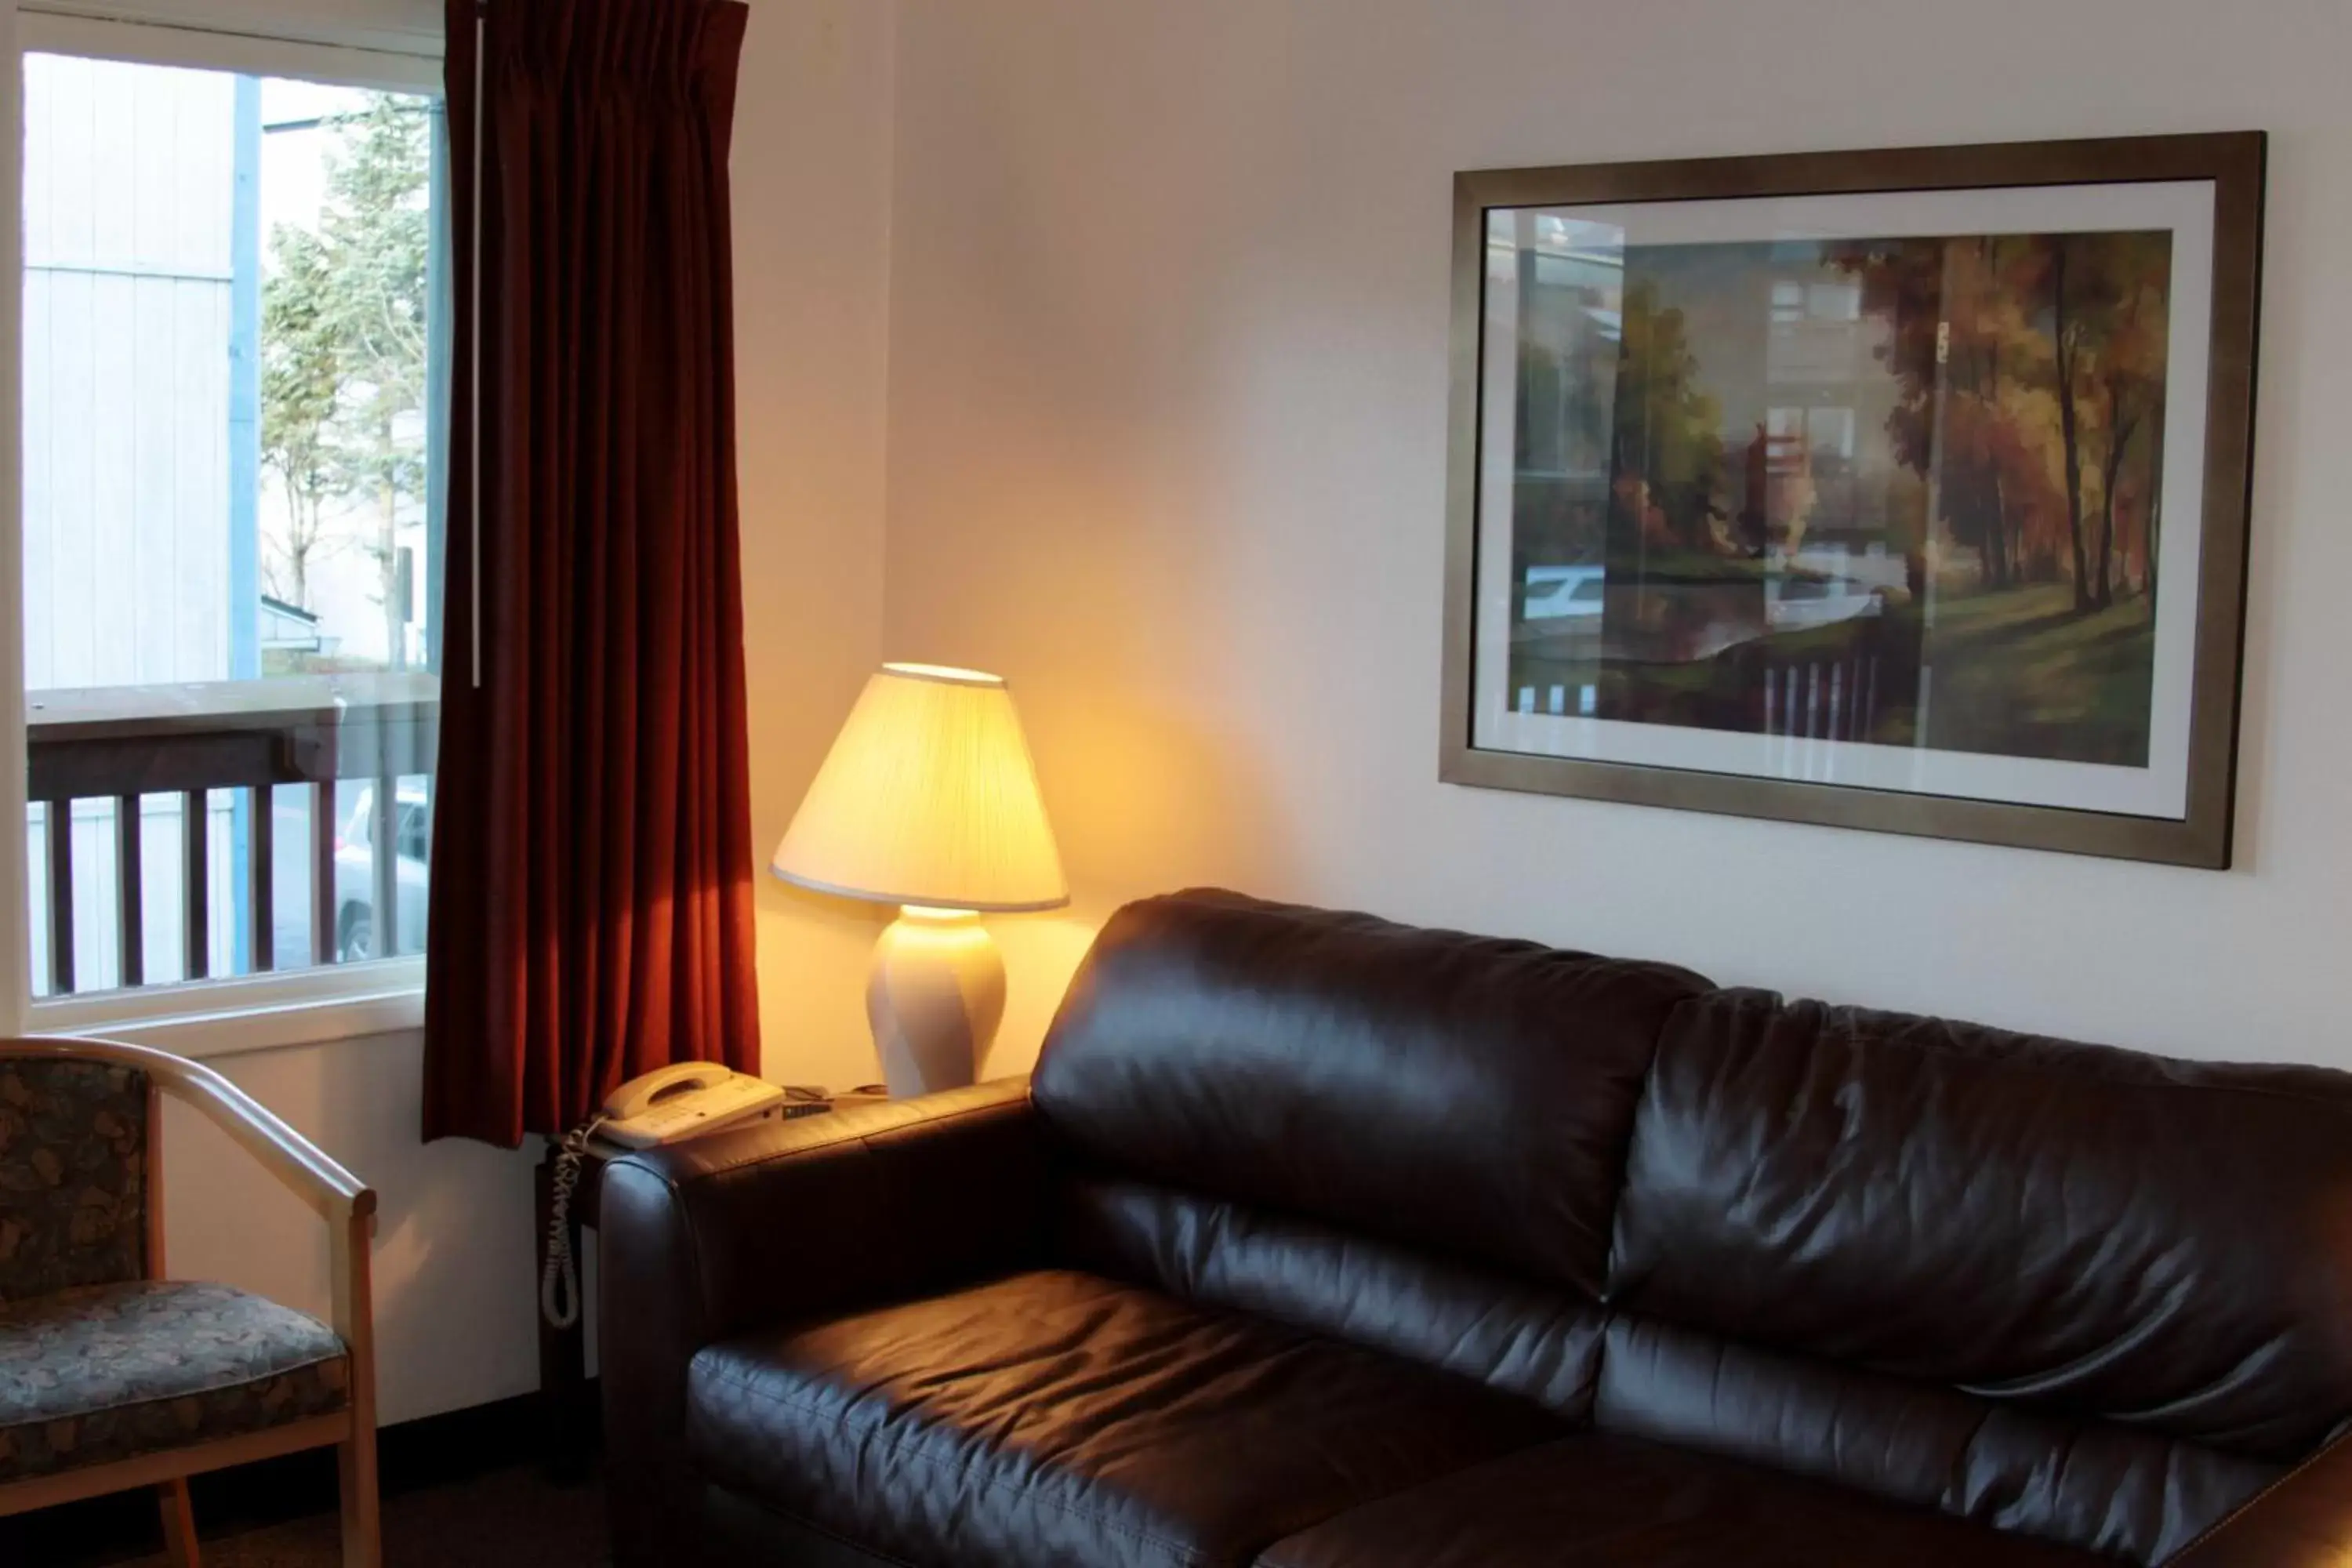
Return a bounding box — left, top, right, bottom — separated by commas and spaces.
0, 1037, 379, 1566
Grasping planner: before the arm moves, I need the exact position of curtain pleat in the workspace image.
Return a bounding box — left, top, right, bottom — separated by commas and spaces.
424, 0, 760, 1146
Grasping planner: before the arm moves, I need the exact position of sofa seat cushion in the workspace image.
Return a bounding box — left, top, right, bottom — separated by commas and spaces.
1256, 1433, 2111, 1568
684, 1268, 1566, 1568
0, 1279, 350, 1483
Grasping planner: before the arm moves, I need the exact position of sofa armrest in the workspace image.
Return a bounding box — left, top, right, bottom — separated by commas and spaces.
2168, 1431, 2352, 1567
597, 1076, 1047, 1568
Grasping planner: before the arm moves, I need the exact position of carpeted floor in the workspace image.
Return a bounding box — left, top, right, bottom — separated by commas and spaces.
112, 1467, 610, 1568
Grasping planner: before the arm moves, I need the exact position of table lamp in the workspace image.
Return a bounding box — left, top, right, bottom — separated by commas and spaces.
771, 662, 1069, 1097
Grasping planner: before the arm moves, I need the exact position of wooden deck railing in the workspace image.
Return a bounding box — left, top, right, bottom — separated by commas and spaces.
26, 673, 438, 996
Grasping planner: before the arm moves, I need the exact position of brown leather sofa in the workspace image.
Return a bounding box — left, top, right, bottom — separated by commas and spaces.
599, 889, 2352, 1567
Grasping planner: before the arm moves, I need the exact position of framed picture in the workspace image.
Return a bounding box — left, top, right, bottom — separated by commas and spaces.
1439, 133, 2264, 867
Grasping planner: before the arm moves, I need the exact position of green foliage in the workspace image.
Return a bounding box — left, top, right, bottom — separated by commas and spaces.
1922, 579, 2155, 765
259, 227, 341, 608
256, 95, 432, 637
318, 97, 431, 510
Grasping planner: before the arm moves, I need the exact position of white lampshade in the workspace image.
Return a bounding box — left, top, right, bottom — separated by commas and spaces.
771, 662, 1068, 913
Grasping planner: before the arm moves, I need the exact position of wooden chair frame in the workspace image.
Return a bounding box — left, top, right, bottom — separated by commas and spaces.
0, 1036, 379, 1567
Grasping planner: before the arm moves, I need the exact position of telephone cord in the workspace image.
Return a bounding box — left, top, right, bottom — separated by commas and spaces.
540, 1116, 609, 1330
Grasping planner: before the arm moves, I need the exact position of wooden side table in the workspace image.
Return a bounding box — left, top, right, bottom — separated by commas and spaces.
533, 1089, 887, 1476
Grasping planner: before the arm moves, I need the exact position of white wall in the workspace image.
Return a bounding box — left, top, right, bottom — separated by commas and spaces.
877, 0, 2352, 1073
160, 1031, 536, 1426
127, 0, 902, 1426
732, 0, 898, 1098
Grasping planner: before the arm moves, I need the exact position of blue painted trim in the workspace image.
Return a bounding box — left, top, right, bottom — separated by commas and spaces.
423, 101, 452, 680
229, 74, 262, 678
228, 74, 263, 974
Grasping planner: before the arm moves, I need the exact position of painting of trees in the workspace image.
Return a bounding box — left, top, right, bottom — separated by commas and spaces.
2074, 234, 2171, 603
1832, 228, 2172, 611
1827, 236, 2053, 590
1806, 227, 2172, 764
1605, 279, 1724, 560
1512, 220, 2174, 768
1470, 137, 2263, 862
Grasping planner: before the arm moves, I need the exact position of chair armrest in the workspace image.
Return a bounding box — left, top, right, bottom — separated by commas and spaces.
597, 1076, 1047, 1567
4, 1034, 379, 1451
2168, 1432, 2352, 1567
9, 1035, 373, 1222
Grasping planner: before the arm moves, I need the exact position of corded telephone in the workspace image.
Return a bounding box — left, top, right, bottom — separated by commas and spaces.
596, 1061, 788, 1149
540, 1063, 789, 1329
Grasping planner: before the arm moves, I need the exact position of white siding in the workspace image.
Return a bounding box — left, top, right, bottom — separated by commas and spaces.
26, 796, 237, 991
22, 52, 234, 691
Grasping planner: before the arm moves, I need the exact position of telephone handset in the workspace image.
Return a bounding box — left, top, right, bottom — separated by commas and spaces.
540, 1063, 789, 1329
597, 1062, 786, 1149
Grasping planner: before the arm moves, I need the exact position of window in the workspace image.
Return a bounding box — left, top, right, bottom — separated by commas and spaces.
1766, 405, 1858, 466
1771, 278, 1863, 329
1806, 281, 1862, 321
18, 24, 446, 1011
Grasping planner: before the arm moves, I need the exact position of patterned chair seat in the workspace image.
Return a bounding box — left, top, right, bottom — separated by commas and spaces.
0, 1279, 350, 1483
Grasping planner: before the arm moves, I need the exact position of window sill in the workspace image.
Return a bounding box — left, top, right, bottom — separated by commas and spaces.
28, 959, 426, 1061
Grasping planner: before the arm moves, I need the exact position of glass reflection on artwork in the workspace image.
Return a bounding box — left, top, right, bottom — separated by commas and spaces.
1499, 215, 2172, 770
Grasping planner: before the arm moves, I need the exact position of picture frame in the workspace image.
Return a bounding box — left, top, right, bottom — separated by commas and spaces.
1439, 133, 2264, 867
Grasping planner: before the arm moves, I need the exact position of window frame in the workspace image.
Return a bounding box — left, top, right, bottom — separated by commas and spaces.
24, 0, 439, 65
8, 4, 446, 1057
20, 10, 440, 92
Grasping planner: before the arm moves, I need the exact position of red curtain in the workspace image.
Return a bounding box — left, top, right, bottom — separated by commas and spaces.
423, 0, 760, 1146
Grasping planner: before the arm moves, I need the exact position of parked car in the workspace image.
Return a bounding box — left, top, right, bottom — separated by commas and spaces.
334, 782, 430, 961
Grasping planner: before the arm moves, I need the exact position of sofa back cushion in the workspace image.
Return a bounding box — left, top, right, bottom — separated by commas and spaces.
1058, 1174, 1610, 1421
1037, 895, 2352, 1564
1593, 1312, 2275, 1565
1033, 890, 1708, 1298
1611, 988, 2352, 1462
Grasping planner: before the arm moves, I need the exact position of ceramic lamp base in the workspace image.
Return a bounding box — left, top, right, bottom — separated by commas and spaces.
866, 906, 1006, 1098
